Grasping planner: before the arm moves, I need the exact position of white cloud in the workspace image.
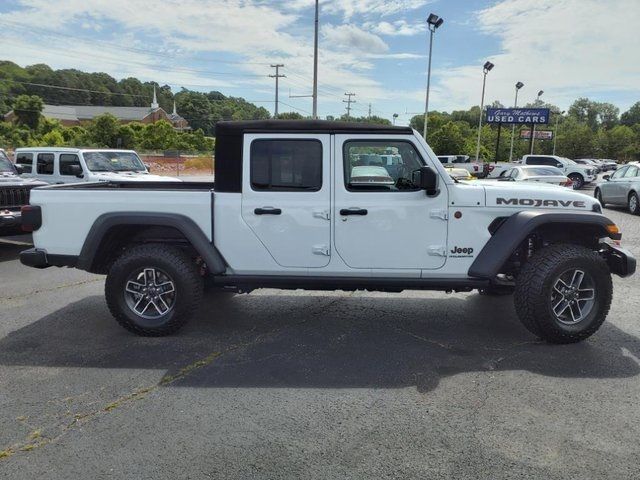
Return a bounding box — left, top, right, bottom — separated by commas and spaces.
431, 0, 640, 112
366, 20, 425, 36
322, 24, 388, 53
322, 0, 434, 20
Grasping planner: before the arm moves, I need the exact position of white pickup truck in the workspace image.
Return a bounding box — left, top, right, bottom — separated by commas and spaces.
20, 120, 635, 343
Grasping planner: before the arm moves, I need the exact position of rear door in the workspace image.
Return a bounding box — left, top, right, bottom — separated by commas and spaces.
241, 134, 331, 268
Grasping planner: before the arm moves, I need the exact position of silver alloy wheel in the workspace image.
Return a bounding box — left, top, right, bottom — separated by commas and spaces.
550, 269, 596, 325
124, 267, 176, 319
629, 194, 638, 213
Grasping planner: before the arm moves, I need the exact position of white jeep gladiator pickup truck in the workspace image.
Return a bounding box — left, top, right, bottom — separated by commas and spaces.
20, 121, 636, 343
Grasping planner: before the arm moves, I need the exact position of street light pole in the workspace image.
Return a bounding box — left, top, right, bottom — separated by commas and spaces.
393, 113, 398, 125
530, 89, 544, 154
553, 110, 565, 155
422, 13, 443, 140
475, 61, 494, 162
508, 81, 524, 162
312, 0, 319, 119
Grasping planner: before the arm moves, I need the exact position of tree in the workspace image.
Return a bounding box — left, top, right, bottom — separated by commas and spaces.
89, 113, 120, 147
12, 94, 43, 129
275, 112, 304, 120
429, 121, 466, 155
621, 102, 640, 126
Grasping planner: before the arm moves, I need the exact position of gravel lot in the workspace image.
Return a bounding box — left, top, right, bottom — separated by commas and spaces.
1, 185, 639, 479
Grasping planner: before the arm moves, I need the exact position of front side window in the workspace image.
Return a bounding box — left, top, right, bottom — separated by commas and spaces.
611, 167, 627, 179
250, 139, 322, 191
344, 141, 423, 191
0, 151, 15, 173
59, 154, 82, 175
36, 153, 54, 175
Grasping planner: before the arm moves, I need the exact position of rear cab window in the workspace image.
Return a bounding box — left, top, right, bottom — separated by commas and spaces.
250, 139, 322, 191
16, 152, 34, 173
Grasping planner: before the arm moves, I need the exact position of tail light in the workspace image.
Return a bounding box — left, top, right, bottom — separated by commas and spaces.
488, 165, 495, 172
21, 205, 42, 232
473, 165, 479, 172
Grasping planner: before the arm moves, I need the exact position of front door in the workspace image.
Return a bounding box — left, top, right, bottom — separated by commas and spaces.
333, 135, 449, 270
241, 134, 331, 268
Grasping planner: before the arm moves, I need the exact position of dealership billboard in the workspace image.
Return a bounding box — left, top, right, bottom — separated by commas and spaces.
486, 108, 550, 125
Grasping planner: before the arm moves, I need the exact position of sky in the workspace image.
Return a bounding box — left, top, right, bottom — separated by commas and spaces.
0, 0, 638, 125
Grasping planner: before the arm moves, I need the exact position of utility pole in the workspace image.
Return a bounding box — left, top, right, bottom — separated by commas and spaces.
269, 64, 285, 117
343, 92, 356, 119
312, 0, 319, 119
368, 103, 372, 118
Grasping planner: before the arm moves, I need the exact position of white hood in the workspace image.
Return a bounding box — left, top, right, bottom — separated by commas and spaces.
91, 172, 181, 182
482, 181, 599, 212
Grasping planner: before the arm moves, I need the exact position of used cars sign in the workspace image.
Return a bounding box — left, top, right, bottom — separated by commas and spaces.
486, 108, 550, 124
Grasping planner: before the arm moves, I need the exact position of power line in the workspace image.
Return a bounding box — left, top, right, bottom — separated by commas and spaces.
343, 92, 356, 119
269, 64, 285, 117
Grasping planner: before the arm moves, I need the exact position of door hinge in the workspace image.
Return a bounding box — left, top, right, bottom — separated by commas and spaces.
312, 245, 331, 256
429, 209, 448, 221
313, 210, 330, 220
427, 245, 447, 257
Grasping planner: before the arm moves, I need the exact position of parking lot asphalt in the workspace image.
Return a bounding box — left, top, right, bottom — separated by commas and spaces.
1, 188, 640, 479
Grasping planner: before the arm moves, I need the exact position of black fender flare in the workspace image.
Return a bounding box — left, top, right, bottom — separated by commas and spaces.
468, 210, 620, 279
77, 212, 226, 274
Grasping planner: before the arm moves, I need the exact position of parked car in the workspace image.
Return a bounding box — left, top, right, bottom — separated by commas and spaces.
494, 166, 573, 187
596, 159, 619, 172
519, 155, 596, 189
15, 148, 180, 184
574, 159, 602, 173
0, 149, 47, 235
594, 164, 640, 214
444, 166, 475, 181
437, 155, 490, 178
20, 120, 635, 344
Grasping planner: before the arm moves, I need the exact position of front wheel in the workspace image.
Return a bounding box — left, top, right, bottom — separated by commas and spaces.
105, 244, 203, 336
568, 174, 584, 190
628, 192, 640, 215
514, 244, 612, 344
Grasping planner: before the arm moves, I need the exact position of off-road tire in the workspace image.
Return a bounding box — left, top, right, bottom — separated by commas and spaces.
594, 188, 606, 208
568, 174, 584, 190
514, 244, 612, 344
628, 192, 640, 215
105, 243, 203, 336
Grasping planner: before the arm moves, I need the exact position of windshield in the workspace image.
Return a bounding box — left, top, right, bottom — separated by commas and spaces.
83, 151, 146, 172
562, 157, 577, 165
0, 152, 16, 173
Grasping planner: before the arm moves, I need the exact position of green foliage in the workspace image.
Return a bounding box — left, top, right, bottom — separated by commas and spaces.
338, 114, 391, 125
275, 112, 305, 120
12, 94, 43, 129
621, 102, 640, 127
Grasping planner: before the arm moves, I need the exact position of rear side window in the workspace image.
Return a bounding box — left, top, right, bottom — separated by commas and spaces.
624, 166, 639, 178
250, 140, 322, 191
36, 153, 54, 175
59, 154, 81, 175
16, 152, 33, 172
526, 157, 555, 166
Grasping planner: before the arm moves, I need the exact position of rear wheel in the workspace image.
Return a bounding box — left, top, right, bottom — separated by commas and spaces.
628, 192, 640, 215
568, 174, 584, 190
594, 188, 606, 208
514, 244, 612, 344
105, 244, 203, 336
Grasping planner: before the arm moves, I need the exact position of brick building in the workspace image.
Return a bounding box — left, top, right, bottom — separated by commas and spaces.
4, 87, 190, 131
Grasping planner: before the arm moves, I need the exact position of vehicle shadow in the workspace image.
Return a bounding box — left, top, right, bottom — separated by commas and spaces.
0, 243, 26, 263
1, 293, 639, 393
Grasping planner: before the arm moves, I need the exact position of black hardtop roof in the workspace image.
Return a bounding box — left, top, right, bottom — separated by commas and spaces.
216, 120, 413, 135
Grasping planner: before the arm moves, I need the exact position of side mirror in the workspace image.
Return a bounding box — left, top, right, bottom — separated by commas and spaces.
68, 164, 84, 178
603, 175, 611, 181
417, 166, 439, 196
556, 162, 563, 168
14, 164, 24, 174
144, 163, 151, 170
